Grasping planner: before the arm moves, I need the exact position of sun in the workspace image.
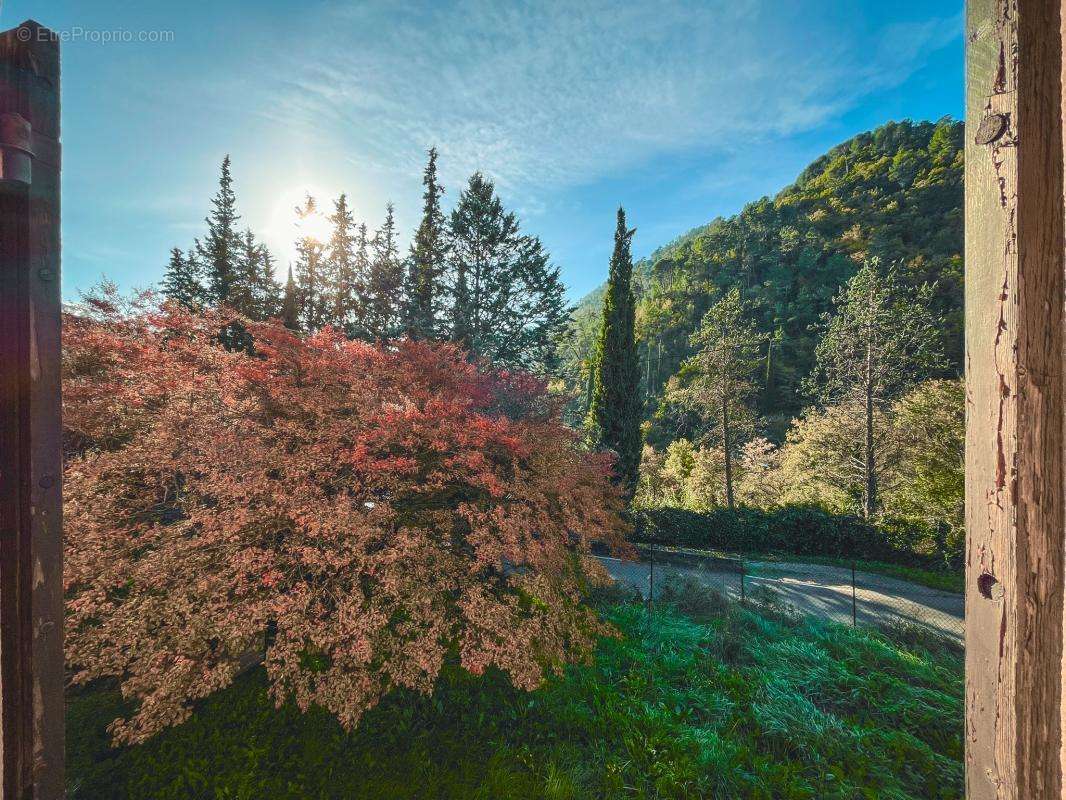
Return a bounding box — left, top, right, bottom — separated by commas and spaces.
265, 185, 335, 252
293, 200, 333, 245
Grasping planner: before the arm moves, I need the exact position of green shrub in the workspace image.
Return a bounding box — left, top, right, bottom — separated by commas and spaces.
584, 580, 643, 609
656, 572, 730, 617
633, 504, 954, 572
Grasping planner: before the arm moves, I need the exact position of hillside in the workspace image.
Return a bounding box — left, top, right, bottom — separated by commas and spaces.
565, 118, 964, 428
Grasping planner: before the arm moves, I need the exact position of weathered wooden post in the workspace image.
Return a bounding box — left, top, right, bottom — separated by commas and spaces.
965, 0, 1065, 797
0, 20, 63, 800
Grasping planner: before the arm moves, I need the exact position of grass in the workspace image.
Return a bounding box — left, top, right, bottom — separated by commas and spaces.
68, 597, 962, 799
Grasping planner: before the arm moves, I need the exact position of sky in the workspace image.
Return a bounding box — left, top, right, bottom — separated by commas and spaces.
2, 0, 963, 303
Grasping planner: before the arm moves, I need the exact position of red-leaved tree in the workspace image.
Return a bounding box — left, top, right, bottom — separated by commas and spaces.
63, 288, 627, 744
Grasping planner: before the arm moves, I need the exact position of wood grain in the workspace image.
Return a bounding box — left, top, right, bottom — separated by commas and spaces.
966, 0, 1065, 797
0, 20, 61, 800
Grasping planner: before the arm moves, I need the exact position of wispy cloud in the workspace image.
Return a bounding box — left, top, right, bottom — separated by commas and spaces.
251, 0, 958, 207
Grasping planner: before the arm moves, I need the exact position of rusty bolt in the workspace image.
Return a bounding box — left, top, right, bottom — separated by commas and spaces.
975, 113, 1009, 146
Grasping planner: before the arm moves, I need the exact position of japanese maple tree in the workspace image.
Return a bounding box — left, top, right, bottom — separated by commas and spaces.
63, 288, 627, 744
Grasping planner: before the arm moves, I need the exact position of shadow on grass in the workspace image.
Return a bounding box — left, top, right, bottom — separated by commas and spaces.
68, 597, 963, 800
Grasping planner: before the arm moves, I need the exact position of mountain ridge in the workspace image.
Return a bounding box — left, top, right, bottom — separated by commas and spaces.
565, 117, 964, 425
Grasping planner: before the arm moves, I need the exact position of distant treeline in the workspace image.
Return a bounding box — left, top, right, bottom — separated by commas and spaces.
162, 150, 570, 373
563, 118, 963, 426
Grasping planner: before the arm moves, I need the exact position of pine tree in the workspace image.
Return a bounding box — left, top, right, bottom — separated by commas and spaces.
447, 172, 570, 372
281, 266, 301, 331
197, 155, 244, 307
405, 147, 447, 339
327, 193, 360, 334
294, 195, 330, 332
451, 255, 473, 351
253, 244, 281, 320
364, 203, 404, 340
512, 235, 569, 372
161, 247, 206, 310
231, 229, 262, 318
350, 223, 372, 339
807, 258, 944, 518
586, 208, 642, 493
662, 287, 768, 509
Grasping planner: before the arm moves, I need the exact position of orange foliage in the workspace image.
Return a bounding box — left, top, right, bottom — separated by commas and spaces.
63, 289, 627, 744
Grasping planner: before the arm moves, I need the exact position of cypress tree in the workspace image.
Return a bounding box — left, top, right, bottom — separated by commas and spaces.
405, 147, 447, 339
197, 155, 243, 306
586, 207, 642, 493
161, 247, 206, 310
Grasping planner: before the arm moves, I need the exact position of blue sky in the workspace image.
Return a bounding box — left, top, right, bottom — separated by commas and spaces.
2, 0, 962, 302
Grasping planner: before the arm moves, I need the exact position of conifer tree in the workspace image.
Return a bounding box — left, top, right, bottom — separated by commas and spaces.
327, 193, 360, 334
364, 203, 404, 340
294, 195, 330, 332
451, 257, 473, 352
405, 147, 447, 339
253, 243, 281, 320
161, 247, 206, 310
231, 229, 262, 318
586, 208, 642, 493
807, 259, 944, 518
281, 266, 301, 331
197, 155, 244, 306
350, 223, 372, 339
661, 287, 768, 509
447, 172, 569, 372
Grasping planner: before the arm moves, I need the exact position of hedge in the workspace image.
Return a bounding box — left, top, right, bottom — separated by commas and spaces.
631, 504, 960, 571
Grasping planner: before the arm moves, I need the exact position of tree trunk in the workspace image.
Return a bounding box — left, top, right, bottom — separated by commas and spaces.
764, 335, 773, 388
645, 338, 652, 399
585, 364, 595, 416
722, 395, 735, 510
648, 339, 656, 396
863, 342, 876, 519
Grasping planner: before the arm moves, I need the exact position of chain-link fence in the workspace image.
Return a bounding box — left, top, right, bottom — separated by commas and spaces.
598, 543, 963, 642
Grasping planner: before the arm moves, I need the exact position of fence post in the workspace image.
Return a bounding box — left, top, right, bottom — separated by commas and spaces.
647, 539, 655, 615
851, 561, 857, 626
740, 563, 746, 603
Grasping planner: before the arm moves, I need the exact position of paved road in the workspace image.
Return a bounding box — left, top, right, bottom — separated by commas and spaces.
598, 555, 964, 642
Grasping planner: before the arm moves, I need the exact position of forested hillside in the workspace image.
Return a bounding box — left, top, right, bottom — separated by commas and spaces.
563, 119, 963, 432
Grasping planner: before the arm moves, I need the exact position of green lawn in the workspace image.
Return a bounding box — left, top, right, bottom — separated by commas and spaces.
68, 597, 963, 799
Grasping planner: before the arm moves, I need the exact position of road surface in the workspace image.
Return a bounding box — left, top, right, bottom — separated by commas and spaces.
598, 555, 964, 642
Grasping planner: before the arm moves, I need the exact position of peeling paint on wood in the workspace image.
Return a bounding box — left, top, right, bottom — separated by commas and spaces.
966, 1, 1066, 797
